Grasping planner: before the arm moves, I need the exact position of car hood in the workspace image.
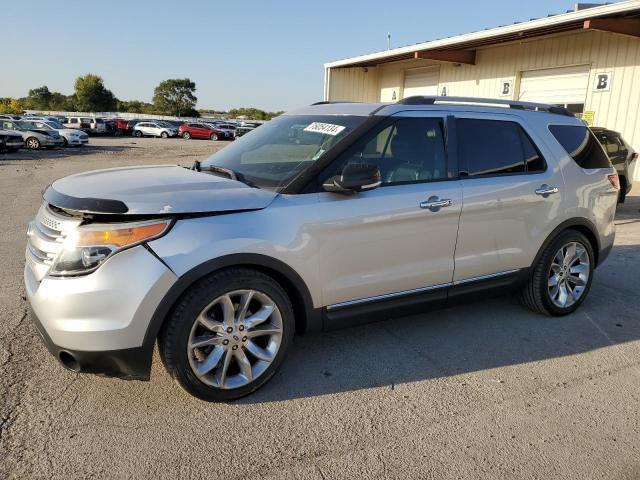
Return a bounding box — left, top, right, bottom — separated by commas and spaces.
44, 165, 279, 215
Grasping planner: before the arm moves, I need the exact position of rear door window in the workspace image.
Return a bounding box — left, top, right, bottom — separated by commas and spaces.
549, 125, 611, 169
457, 119, 545, 177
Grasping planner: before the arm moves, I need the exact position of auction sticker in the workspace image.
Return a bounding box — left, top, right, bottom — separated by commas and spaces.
304, 122, 346, 136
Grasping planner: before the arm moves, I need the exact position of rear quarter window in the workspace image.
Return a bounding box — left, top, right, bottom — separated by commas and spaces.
548, 125, 611, 169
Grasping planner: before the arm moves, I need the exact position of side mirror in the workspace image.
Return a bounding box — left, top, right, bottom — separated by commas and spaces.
323, 163, 381, 194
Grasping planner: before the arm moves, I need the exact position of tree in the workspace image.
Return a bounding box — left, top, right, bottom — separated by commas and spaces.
116, 99, 155, 114
227, 107, 283, 121
26, 86, 53, 110
0, 98, 24, 114
153, 78, 197, 117
73, 74, 117, 112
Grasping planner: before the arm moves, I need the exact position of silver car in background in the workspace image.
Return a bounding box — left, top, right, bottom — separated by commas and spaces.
25, 120, 89, 147
1, 119, 64, 149
25, 97, 619, 401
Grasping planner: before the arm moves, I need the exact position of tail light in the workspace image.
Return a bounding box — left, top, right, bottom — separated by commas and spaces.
608, 173, 620, 191
632, 152, 638, 160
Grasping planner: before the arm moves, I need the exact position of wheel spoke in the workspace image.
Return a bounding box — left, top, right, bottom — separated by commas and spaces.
548, 274, 559, 287
564, 243, 577, 265
189, 334, 222, 349
245, 340, 275, 361
237, 291, 254, 323
197, 314, 225, 333
570, 263, 588, 274
244, 305, 274, 329
195, 346, 224, 376
246, 325, 282, 338
557, 284, 569, 307
219, 294, 236, 327
215, 350, 233, 389
235, 349, 253, 382
567, 275, 586, 286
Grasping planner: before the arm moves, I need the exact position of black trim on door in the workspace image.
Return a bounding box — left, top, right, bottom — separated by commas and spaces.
322, 269, 527, 331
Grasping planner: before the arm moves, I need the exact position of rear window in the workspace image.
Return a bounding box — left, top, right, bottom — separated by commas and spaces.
457, 119, 546, 177
548, 125, 611, 169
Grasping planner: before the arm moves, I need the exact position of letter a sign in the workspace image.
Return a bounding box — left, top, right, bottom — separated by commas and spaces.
593, 72, 611, 92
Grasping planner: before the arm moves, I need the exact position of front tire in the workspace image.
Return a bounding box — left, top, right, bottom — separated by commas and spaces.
26, 137, 40, 149
161, 131, 168, 138
182, 132, 191, 139
134, 130, 143, 138
210, 133, 218, 141
159, 268, 294, 401
519, 230, 594, 316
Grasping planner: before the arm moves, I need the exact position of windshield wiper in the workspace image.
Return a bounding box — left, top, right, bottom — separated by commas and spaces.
191, 161, 258, 188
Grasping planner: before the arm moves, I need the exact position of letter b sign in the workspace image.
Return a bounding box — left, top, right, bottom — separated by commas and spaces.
593, 72, 611, 92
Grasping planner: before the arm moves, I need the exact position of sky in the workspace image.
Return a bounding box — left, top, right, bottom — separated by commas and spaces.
1, 0, 611, 112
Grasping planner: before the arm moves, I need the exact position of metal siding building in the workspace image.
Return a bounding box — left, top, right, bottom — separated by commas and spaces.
324, 2, 640, 180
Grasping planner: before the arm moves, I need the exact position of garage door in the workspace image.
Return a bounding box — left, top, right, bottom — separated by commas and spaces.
519, 65, 590, 112
403, 67, 440, 98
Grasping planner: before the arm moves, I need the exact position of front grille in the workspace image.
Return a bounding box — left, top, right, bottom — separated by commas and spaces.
26, 203, 82, 281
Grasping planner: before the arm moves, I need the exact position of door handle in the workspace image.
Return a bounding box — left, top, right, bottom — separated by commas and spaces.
420, 196, 452, 211
535, 184, 559, 197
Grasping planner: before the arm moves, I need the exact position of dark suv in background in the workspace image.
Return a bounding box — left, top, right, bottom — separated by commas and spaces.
592, 127, 636, 203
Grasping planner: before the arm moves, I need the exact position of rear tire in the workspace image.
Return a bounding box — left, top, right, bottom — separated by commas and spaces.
519, 230, 594, 316
161, 131, 168, 138
159, 268, 294, 402
210, 133, 218, 141
134, 130, 142, 138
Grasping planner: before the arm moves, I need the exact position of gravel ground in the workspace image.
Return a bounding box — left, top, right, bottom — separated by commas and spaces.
1, 137, 639, 479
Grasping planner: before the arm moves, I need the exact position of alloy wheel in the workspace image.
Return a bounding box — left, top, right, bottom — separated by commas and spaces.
547, 241, 590, 308
27, 138, 40, 149
187, 289, 283, 390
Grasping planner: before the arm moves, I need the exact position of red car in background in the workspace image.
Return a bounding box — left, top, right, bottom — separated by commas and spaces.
178, 122, 228, 141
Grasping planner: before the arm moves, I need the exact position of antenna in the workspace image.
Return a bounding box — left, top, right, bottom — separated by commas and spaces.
387, 32, 391, 50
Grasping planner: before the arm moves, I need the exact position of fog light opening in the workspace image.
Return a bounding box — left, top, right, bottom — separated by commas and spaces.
59, 351, 81, 372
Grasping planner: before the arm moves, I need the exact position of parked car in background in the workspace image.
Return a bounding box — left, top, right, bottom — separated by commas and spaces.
133, 121, 177, 138
234, 122, 260, 138
27, 120, 89, 147
178, 122, 227, 140
206, 122, 235, 139
0, 120, 64, 149
592, 127, 636, 202
64, 117, 91, 131
162, 120, 184, 129
102, 118, 117, 135
0, 114, 23, 120
64, 117, 106, 134
0, 128, 25, 152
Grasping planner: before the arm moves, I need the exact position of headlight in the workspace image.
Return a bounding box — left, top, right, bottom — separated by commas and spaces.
49, 220, 172, 276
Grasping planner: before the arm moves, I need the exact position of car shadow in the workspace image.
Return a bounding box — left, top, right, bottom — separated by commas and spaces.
241, 198, 640, 404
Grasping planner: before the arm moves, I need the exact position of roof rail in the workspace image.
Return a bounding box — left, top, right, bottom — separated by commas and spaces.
397, 96, 574, 117
310, 101, 357, 105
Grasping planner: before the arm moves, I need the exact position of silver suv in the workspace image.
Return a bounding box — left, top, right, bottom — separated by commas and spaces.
24, 97, 619, 401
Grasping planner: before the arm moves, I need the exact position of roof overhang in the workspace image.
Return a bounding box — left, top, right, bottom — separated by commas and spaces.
325, 1, 640, 69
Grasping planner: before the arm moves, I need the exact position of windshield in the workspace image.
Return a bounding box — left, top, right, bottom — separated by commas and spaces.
201, 114, 367, 191
45, 121, 64, 129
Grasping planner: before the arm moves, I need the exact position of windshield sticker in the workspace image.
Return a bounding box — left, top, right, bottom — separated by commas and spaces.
304, 122, 346, 136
